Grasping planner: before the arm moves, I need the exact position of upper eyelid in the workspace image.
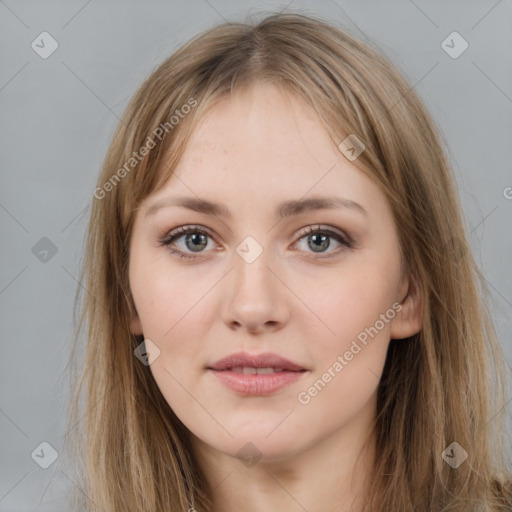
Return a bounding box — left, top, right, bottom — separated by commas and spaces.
162, 224, 214, 240
298, 224, 350, 239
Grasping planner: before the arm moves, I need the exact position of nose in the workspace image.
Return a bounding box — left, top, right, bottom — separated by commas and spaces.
220, 247, 290, 334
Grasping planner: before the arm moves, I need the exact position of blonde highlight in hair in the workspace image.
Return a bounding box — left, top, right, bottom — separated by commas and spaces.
64, 11, 512, 511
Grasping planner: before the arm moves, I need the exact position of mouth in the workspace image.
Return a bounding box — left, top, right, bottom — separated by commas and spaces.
224, 366, 305, 375
207, 351, 307, 372
207, 352, 308, 395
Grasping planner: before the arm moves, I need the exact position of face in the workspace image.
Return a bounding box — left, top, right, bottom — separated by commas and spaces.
128, 82, 421, 462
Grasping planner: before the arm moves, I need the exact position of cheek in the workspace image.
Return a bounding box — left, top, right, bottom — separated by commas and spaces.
129, 262, 221, 410
302, 265, 397, 351
294, 274, 395, 428
294, 266, 397, 417
129, 245, 219, 340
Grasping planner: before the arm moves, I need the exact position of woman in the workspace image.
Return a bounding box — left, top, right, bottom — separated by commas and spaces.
65, 11, 512, 511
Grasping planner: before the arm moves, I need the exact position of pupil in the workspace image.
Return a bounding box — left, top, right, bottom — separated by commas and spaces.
308, 233, 329, 252
186, 233, 207, 252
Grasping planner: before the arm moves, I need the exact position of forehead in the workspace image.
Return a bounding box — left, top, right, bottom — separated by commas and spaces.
148, 83, 387, 222
183, 83, 334, 167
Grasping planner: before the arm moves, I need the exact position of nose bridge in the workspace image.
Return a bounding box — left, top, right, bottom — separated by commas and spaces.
220, 235, 289, 332
231, 238, 276, 301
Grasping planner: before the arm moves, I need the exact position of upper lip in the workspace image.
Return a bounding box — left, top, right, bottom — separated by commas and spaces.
208, 351, 307, 372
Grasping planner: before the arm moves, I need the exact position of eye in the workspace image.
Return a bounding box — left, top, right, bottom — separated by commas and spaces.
293, 224, 352, 258
159, 224, 353, 261
159, 225, 218, 260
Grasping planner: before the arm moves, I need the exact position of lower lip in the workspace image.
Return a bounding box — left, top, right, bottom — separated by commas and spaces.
208, 369, 306, 395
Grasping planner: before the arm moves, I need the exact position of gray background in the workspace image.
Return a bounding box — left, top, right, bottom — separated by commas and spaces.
1, 0, 511, 510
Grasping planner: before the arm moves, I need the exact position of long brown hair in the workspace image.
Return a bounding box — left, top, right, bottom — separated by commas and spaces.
63, 11, 512, 511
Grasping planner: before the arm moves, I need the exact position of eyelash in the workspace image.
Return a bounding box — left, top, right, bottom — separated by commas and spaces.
159, 224, 353, 261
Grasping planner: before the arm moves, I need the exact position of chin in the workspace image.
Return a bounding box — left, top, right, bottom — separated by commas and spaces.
210, 429, 308, 464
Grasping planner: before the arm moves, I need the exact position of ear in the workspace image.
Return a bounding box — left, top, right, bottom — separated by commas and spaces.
390, 272, 423, 340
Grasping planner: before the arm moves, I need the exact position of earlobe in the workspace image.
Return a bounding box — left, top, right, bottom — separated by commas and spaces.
390, 273, 423, 340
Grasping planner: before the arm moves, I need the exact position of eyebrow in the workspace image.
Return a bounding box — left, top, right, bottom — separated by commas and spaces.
145, 195, 368, 219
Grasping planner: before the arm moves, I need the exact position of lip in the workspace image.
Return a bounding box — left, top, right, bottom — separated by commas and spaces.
207, 351, 308, 396
208, 351, 307, 372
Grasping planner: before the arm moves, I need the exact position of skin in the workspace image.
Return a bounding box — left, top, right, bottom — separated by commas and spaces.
128, 82, 422, 512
